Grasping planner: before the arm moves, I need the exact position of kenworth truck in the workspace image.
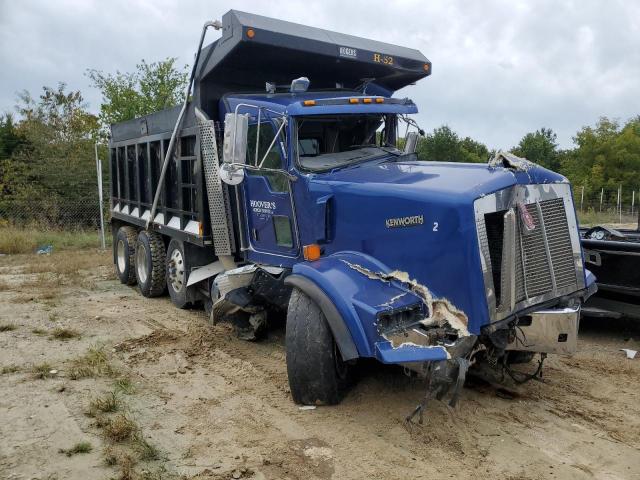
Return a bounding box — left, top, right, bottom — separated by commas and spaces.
109, 10, 596, 411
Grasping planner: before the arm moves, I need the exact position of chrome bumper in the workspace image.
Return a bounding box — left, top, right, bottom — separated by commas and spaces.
506, 306, 580, 355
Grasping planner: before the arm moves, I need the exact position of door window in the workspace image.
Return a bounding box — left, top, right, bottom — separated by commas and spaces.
246, 120, 289, 193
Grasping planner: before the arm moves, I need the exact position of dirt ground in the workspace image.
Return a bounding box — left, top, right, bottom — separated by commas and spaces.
0, 250, 639, 480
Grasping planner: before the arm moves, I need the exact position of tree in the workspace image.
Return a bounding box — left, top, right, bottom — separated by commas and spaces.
0, 83, 100, 224
511, 127, 560, 171
416, 125, 489, 163
87, 58, 188, 135
560, 117, 640, 205
0, 113, 24, 160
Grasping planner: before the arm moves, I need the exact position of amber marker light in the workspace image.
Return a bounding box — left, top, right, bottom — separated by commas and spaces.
375, 98, 384, 103
246, 28, 255, 39
303, 244, 322, 261
423, 63, 430, 72
349, 98, 359, 104
303, 100, 316, 106
363, 98, 372, 104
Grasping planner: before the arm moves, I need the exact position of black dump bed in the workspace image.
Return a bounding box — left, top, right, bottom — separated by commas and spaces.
194, 10, 431, 109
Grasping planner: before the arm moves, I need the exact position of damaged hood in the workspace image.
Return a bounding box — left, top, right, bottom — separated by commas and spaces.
303, 159, 568, 334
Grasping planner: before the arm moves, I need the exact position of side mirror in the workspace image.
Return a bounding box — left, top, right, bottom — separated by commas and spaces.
223, 113, 249, 164
404, 132, 419, 154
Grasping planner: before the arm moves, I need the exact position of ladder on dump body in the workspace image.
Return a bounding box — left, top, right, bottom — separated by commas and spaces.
195, 112, 235, 256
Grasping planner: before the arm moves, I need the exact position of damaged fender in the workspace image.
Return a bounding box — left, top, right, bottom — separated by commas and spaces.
287, 251, 472, 365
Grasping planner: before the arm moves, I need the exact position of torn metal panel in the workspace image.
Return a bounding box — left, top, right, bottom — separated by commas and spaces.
341, 260, 470, 338
488, 151, 535, 172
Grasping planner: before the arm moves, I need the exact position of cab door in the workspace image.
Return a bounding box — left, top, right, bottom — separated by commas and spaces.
242, 116, 298, 259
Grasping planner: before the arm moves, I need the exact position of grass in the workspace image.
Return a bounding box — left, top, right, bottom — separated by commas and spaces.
68, 345, 118, 380
102, 414, 137, 443
0, 280, 11, 291
0, 227, 103, 255
32, 327, 47, 335
132, 434, 160, 461
114, 377, 136, 395
59, 441, 93, 457
50, 327, 81, 340
0, 323, 17, 332
1, 365, 20, 374
577, 208, 638, 227
87, 391, 122, 417
31, 362, 56, 379
23, 250, 111, 276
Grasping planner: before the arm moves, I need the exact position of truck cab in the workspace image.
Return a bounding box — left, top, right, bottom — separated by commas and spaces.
109, 10, 596, 408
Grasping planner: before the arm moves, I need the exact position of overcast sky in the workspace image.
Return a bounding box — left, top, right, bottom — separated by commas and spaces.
1, 0, 638, 149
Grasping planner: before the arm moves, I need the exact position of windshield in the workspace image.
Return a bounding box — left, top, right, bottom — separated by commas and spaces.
295, 114, 402, 171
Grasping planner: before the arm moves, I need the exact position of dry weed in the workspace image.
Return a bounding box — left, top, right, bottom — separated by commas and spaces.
68, 346, 117, 379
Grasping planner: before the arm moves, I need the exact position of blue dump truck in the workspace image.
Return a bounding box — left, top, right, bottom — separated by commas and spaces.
109, 10, 596, 413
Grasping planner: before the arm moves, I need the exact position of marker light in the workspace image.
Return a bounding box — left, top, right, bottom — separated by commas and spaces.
363, 98, 372, 104
247, 28, 255, 39
303, 100, 316, 106
303, 244, 321, 261
423, 63, 430, 72
349, 98, 359, 104
375, 98, 384, 103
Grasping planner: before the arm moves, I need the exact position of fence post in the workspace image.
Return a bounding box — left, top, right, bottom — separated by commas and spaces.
580, 186, 584, 212
95, 143, 106, 250
599, 188, 603, 212
618, 185, 622, 224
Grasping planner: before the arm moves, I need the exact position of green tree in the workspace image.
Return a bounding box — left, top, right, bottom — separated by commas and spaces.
0, 83, 100, 224
561, 117, 640, 204
0, 113, 24, 160
416, 125, 488, 163
87, 58, 188, 134
511, 127, 560, 171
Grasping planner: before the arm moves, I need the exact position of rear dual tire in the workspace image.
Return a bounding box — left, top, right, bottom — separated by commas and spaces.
115, 226, 138, 285
135, 230, 166, 298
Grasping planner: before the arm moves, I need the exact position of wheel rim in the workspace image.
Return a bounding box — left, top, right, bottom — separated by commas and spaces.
116, 239, 126, 273
136, 243, 148, 284
168, 248, 185, 293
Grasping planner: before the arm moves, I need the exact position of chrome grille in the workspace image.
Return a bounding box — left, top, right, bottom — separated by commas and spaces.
480, 194, 580, 318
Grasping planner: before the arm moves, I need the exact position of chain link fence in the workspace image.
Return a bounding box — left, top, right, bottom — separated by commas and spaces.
573, 186, 640, 227
0, 198, 108, 229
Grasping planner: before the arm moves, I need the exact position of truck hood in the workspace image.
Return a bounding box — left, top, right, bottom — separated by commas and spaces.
312, 159, 567, 203
302, 159, 569, 335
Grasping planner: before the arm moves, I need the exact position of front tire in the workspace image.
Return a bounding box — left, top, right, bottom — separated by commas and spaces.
114, 226, 138, 285
285, 289, 353, 405
135, 230, 166, 298
166, 239, 189, 308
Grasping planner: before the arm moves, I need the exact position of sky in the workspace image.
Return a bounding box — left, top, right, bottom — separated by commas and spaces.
1, 0, 638, 149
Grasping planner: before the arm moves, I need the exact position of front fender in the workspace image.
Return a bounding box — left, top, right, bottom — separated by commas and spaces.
287, 251, 450, 363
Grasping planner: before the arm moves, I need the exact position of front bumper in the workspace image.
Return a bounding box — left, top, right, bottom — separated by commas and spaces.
506, 305, 580, 355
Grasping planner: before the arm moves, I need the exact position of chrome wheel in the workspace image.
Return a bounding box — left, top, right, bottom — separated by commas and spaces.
136, 243, 148, 285
168, 248, 185, 293
117, 239, 126, 273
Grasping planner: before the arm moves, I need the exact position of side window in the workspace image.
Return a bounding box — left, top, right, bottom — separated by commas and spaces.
246, 121, 289, 193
